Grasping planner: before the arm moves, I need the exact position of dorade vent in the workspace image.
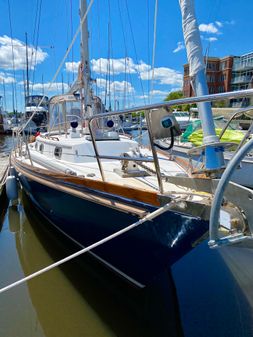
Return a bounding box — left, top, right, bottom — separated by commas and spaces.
54, 146, 62, 159
39, 143, 44, 153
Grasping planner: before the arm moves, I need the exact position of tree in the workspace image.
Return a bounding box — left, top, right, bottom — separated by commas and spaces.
164, 90, 183, 102
164, 90, 196, 111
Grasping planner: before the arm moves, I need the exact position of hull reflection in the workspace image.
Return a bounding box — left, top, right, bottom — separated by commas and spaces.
13, 192, 184, 337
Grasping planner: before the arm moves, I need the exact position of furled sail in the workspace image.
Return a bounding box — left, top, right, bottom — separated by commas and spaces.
179, 0, 205, 78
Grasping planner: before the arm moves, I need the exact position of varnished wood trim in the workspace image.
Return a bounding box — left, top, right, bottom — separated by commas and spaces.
12, 155, 160, 207
16, 163, 149, 217
12, 158, 160, 217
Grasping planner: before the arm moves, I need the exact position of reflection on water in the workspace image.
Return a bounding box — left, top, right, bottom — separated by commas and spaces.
0, 192, 183, 337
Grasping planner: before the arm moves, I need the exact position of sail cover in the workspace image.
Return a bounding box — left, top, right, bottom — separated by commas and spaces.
179, 0, 205, 78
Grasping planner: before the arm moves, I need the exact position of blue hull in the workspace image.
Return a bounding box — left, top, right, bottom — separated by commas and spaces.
19, 174, 208, 286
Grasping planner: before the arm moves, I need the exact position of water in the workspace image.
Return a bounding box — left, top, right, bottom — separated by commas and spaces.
2, 134, 253, 337
0, 195, 183, 337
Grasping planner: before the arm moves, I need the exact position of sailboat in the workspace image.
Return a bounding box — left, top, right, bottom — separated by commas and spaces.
9, 0, 253, 288
0, 96, 11, 134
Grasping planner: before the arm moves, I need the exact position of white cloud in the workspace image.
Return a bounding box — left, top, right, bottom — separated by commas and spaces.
0, 35, 48, 70
215, 21, 223, 28
150, 90, 168, 97
66, 58, 181, 89
96, 78, 134, 94
173, 41, 185, 53
170, 87, 182, 93
90, 57, 151, 75
31, 82, 69, 92
65, 61, 80, 73
206, 37, 218, 42
0, 72, 15, 83
91, 58, 137, 75
135, 61, 151, 73
137, 94, 149, 99
65, 58, 182, 94
140, 67, 183, 86
199, 23, 220, 34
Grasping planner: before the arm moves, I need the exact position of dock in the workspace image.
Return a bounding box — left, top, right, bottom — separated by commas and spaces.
0, 155, 9, 198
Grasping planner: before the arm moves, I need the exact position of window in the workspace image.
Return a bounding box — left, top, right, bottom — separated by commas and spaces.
220, 73, 227, 81
207, 62, 217, 71
54, 147, 62, 159
39, 143, 44, 153
220, 61, 227, 70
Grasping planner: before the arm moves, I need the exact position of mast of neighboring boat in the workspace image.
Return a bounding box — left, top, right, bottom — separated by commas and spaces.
80, 0, 93, 119
179, 0, 225, 172
25, 32, 30, 99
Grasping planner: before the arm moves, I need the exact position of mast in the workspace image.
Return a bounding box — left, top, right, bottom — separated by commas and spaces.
25, 32, 30, 98
80, 0, 92, 115
179, 0, 224, 172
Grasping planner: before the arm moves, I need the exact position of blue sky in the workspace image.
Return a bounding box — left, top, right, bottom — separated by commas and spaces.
0, 0, 252, 112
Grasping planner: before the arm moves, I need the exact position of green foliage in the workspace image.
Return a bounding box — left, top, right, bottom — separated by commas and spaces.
132, 110, 145, 118
7, 111, 23, 118
164, 90, 195, 111
164, 90, 184, 101
212, 100, 229, 108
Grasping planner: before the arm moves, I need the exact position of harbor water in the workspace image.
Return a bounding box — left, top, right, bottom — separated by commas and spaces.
2, 134, 253, 337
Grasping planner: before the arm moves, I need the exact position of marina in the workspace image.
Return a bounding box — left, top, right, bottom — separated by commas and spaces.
1, 0, 253, 336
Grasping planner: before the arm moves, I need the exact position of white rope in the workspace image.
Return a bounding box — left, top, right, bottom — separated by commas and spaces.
18, 0, 95, 134
0, 198, 184, 294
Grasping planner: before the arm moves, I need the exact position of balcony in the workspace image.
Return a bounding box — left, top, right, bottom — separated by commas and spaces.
231, 76, 252, 84
233, 61, 253, 71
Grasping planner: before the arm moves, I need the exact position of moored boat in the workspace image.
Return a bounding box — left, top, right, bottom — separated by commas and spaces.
9, 0, 253, 290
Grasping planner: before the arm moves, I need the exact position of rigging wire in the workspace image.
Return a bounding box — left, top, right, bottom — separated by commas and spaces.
107, 0, 112, 111
96, 0, 102, 98
125, 0, 147, 105
109, 28, 117, 111
19, 0, 95, 133
104, 1, 112, 110
70, 0, 75, 82
64, 0, 71, 89
30, 0, 41, 82
150, 0, 158, 103
147, 0, 151, 103
7, 0, 18, 112
117, 0, 128, 109
31, 0, 43, 95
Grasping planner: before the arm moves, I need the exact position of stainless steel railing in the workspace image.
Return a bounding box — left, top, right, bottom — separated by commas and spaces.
88, 89, 253, 193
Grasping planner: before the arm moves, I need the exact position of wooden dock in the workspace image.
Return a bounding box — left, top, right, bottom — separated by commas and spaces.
0, 155, 9, 195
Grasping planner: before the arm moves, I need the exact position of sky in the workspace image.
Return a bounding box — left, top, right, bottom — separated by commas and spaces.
0, 0, 253, 112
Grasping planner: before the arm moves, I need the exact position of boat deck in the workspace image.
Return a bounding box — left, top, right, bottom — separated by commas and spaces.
17, 149, 208, 204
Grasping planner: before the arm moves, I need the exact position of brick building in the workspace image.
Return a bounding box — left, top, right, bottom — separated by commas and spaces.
183, 52, 253, 107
